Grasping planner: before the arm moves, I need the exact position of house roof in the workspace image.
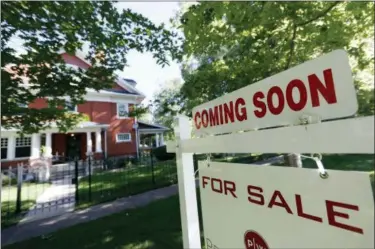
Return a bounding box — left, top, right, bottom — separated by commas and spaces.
137, 121, 169, 131
60, 50, 146, 98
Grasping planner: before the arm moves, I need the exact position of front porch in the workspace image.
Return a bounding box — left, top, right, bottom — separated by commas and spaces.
1, 122, 109, 168
136, 121, 169, 152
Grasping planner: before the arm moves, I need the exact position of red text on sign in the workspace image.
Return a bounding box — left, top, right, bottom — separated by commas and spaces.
202, 176, 237, 198
253, 68, 337, 118
194, 98, 247, 130
247, 185, 363, 234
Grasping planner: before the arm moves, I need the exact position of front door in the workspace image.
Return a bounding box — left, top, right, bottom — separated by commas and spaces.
66, 134, 82, 160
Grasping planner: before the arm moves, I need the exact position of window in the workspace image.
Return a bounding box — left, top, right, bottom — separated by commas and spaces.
15, 137, 31, 158
116, 133, 131, 143
1, 138, 8, 159
117, 103, 129, 118
65, 101, 77, 112
18, 103, 27, 108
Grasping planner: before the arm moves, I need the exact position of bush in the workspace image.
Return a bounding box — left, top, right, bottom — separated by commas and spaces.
152, 145, 175, 161
1, 174, 16, 186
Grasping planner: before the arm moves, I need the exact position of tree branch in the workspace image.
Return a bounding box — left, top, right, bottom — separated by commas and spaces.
284, 24, 297, 70
296, 2, 340, 27
284, 2, 340, 70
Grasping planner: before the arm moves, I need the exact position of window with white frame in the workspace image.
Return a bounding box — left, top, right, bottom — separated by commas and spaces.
116, 133, 131, 143
1, 138, 8, 159
117, 103, 129, 118
65, 101, 77, 112
15, 137, 31, 158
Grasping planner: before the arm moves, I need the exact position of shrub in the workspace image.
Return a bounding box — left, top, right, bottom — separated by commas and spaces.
1, 174, 16, 186
152, 145, 175, 161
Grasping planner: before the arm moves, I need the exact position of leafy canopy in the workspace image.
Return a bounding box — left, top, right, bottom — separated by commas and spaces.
1, 1, 182, 134
161, 1, 374, 117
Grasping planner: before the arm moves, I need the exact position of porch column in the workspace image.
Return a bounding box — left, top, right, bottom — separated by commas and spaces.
86, 131, 93, 155
31, 133, 41, 159
7, 135, 16, 160
160, 133, 164, 146
155, 134, 160, 147
44, 132, 52, 157
95, 131, 102, 153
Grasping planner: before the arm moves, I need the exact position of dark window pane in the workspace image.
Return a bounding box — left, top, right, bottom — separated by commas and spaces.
1, 148, 7, 159
15, 147, 31, 158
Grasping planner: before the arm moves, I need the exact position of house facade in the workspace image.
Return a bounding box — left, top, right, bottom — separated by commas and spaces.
1, 53, 168, 168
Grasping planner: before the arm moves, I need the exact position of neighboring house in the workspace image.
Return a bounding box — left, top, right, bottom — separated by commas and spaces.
1, 52, 169, 168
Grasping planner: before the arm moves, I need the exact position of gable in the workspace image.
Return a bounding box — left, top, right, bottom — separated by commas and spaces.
61, 53, 91, 70
60, 53, 142, 96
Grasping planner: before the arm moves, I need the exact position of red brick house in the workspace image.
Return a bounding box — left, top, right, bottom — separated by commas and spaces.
1, 52, 168, 168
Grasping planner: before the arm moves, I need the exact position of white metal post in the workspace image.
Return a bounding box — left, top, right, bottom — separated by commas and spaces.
174, 115, 201, 249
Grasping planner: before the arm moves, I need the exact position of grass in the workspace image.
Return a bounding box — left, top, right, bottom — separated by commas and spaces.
77, 160, 177, 209
1, 182, 50, 227
3, 154, 374, 249
3, 194, 199, 249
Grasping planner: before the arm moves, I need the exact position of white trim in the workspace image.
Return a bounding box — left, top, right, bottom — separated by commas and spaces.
116, 102, 129, 119
167, 116, 374, 154
138, 129, 167, 134
116, 133, 132, 143
43, 89, 144, 104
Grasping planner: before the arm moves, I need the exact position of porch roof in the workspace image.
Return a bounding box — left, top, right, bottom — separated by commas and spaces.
1, 121, 109, 133
137, 121, 169, 133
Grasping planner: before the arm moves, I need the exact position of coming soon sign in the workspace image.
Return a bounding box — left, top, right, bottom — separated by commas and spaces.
199, 162, 374, 249
192, 50, 358, 136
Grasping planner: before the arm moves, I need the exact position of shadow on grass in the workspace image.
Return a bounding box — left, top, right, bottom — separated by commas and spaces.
3, 195, 199, 249
77, 164, 177, 209
1, 200, 35, 228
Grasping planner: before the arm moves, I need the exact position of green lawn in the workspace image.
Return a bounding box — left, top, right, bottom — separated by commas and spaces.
77, 160, 177, 209
1, 182, 50, 228
3, 194, 197, 249
3, 154, 374, 249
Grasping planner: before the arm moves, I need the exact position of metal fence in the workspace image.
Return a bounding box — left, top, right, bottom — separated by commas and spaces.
1, 151, 177, 228
77, 151, 177, 207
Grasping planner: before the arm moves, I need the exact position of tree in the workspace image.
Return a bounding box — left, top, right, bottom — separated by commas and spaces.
152, 78, 183, 139
167, 1, 374, 166
175, 2, 374, 116
1, 1, 182, 134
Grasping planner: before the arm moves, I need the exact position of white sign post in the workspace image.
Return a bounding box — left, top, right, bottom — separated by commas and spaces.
199, 162, 374, 249
166, 49, 375, 249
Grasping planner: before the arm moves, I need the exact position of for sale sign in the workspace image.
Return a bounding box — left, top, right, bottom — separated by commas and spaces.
192, 50, 357, 136
199, 162, 374, 249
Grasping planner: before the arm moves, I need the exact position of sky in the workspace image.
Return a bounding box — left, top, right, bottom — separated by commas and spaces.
8, 2, 183, 105
114, 2, 182, 105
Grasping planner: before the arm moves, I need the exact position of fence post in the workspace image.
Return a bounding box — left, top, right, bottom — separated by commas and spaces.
74, 157, 79, 204
16, 163, 23, 214
88, 154, 92, 202
150, 149, 156, 186
174, 115, 201, 249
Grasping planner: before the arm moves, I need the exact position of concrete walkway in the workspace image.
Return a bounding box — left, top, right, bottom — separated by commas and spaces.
2, 156, 283, 246
21, 176, 76, 223
1, 183, 187, 246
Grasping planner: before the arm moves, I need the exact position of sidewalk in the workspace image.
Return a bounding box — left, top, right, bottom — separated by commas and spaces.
2, 157, 282, 246
2, 182, 190, 246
